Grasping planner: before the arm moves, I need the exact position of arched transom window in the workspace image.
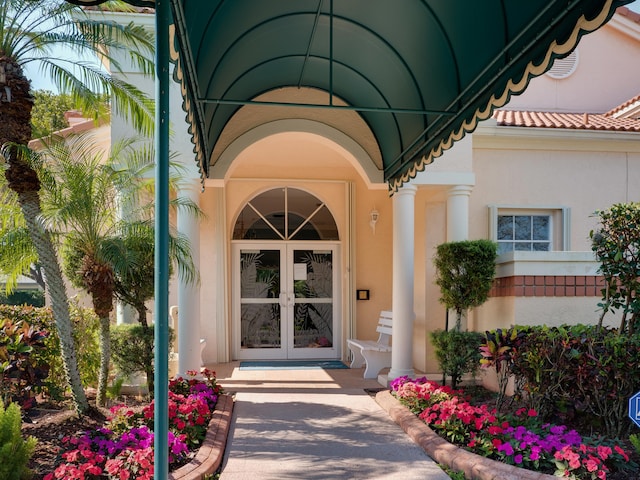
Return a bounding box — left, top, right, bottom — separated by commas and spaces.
233, 187, 339, 241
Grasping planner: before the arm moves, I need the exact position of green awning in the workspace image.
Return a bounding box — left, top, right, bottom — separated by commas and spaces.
84, 0, 630, 191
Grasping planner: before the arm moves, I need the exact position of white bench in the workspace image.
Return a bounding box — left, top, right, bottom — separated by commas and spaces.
347, 310, 392, 379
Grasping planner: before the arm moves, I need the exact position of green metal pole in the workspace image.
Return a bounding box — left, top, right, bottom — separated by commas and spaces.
154, 0, 170, 478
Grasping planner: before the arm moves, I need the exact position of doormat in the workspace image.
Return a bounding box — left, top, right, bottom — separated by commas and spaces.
239, 360, 348, 370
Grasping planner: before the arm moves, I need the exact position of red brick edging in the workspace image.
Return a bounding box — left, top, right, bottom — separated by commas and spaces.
169, 394, 234, 480
375, 390, 556, 480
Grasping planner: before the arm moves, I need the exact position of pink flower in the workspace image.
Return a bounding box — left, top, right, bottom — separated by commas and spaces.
585, 457, 599, 472
614, 445, 629, 461
597, 445, 612, 460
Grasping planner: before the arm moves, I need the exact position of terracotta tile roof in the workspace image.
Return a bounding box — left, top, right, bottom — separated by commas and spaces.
605, 93, 640, 117
493, 110, 640, 132
616, 6, 640, 23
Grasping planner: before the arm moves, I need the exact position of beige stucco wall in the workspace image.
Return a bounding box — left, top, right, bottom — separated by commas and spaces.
196, 131, 400, 363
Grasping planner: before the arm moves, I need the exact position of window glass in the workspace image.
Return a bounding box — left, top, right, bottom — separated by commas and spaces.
233, 187, 339, 240
497, 214, 551, 253
497, 216, 513, 240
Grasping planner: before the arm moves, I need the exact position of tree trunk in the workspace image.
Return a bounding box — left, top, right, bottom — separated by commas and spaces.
1, 56, 88, 414
85, 262, 115, 408
96, 315, 110, 407
17, 191, 90, 414
141, 322, 154, 397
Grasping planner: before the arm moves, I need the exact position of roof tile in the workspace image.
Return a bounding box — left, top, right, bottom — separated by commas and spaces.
494, 110, 640, 132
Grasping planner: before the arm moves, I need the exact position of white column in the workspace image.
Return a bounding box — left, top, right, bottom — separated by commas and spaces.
389, 183, 417, 380
115, 190, 136, 324
446, 185, 472, 242
177, 180, 202, 376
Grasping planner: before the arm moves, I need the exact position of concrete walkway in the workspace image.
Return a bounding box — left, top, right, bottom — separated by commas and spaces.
209, 362, 450, 480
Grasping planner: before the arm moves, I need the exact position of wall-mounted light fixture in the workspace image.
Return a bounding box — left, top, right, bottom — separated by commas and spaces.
370, 209, 379, 234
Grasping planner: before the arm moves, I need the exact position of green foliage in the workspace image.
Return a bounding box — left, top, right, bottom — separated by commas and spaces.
433, 240, 497, 330
110, 324, 174, 397
591, 202, 640, 334
106, 376, 125, 401
439, 465, 465, 480
0, 402, 36, 480
30, 91, 75, 138
0, 304, 100, 402
0, 289, 45, 308
430, 329, 483, 389
630, 434, 640, 457
480, 327, 529, 411
0, 316, 49, 409
489, 324, 640, 438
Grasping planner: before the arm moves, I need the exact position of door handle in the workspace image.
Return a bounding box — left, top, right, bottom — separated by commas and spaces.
279, 293, 287, 308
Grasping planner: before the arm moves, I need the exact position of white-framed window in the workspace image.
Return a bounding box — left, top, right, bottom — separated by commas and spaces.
488, 205, 570, 255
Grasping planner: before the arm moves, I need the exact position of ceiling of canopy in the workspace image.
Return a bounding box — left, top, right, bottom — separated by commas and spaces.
73, 0, 630, 192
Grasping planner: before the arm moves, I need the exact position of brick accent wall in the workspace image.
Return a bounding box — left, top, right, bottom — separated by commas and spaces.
490, 275, 606, 297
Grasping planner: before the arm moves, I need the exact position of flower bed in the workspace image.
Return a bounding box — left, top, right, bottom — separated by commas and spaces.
44, 369, 223, 480
390, 376, 636, 480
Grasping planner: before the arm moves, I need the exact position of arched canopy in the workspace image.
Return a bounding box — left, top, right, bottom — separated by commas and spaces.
73, 0, 630, 192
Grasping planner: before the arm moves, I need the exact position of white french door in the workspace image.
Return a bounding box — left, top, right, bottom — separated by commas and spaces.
232, 242, 340, 360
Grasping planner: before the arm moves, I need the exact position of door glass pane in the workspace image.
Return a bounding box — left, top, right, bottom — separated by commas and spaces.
293, 250, 333, 349
241, 304, 281, 348
240, 250, 281, 349
293, 303, 333, 348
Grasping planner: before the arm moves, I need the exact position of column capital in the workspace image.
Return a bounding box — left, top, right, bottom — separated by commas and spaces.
395, 183, 418, 197
447, 184, 473, 197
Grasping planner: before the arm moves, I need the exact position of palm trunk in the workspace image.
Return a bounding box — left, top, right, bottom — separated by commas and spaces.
1, 56, 88, 414
85, 261, 115, 408
17, 191, 90, 414
96, 315, 110, 407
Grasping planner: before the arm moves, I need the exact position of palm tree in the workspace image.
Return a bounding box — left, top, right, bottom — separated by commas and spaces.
0, 0, 154, 414
37, 134, 198, 405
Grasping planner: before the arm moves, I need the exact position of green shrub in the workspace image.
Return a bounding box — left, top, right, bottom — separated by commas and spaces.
110, 324, 174, 398
630, 434, 640, 457
0, 304, 100, 402
0, 402, 37, 480
430, 329, 483, 389
0, 290, 45, 307
0, 317, 49, 409
486, 324, 640, 438
433, 239, 497, 331
479, 326, 529, 411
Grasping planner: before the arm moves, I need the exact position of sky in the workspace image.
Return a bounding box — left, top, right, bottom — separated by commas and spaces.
25, 0, 640, 93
